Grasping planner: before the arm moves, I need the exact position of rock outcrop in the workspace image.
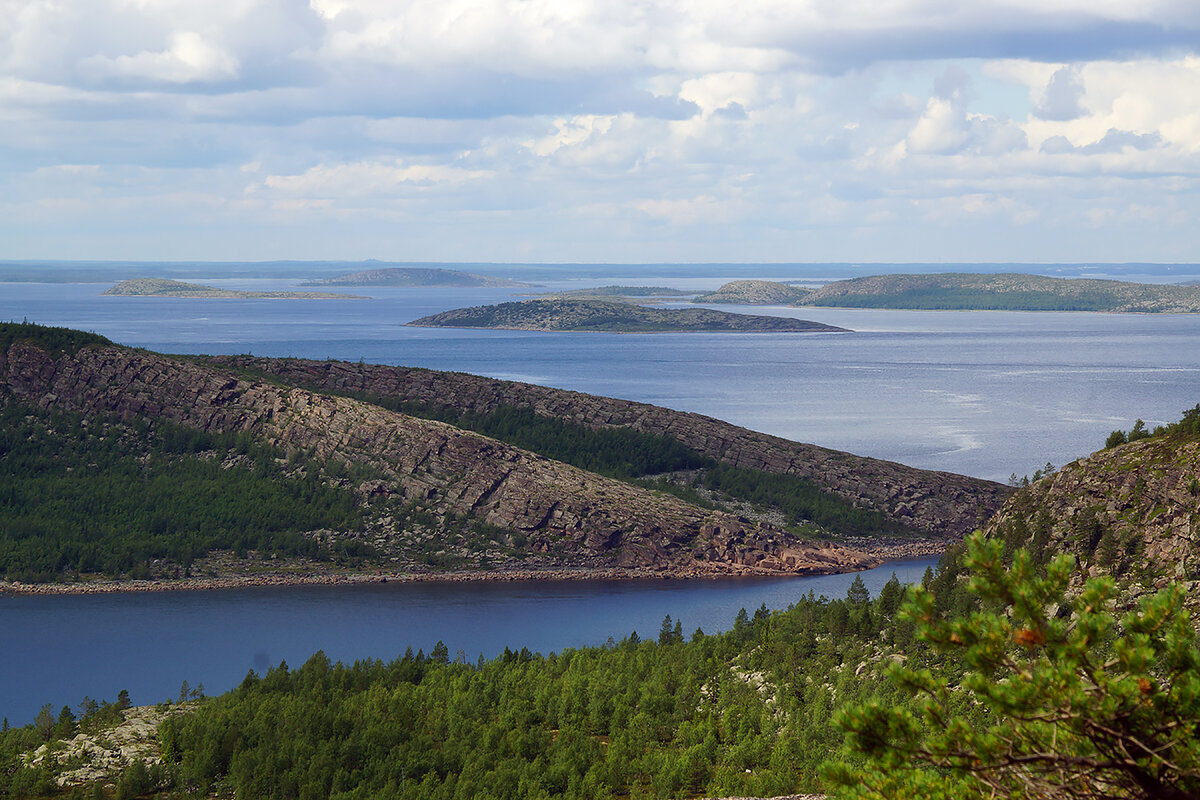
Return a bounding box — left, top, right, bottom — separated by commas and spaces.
211, 356, 1011, 538
983, 435, 1200, 583
0, 339, 877, 577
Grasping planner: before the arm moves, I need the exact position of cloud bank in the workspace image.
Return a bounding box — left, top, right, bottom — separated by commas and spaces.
2, 0, 1198, 262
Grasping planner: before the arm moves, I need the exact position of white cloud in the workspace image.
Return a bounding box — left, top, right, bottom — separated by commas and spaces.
258, 160, 493, 199
81, 32, 240, 84
2, 0, 1200, 260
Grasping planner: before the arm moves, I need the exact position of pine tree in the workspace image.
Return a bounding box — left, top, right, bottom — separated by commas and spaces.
826, 531, 1200, 800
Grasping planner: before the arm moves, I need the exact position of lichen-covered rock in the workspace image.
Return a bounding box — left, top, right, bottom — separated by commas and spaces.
983, 436, 1200, 584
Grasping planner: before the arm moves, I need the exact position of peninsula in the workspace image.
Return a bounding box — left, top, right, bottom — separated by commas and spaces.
302, 267, 534, 288
407, 298, 849, 332
695, 273, 1200, 312
102, 278, 360, 300
0, 321, 1010, 591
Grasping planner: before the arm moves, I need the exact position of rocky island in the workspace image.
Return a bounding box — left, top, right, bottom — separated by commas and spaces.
407, 298, 849, 332
102, 278, 361, 299
694, 279, 813, 305
694, 272, 1200, 312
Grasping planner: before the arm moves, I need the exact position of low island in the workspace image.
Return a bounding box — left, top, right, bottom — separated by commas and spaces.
407, 298, 849, 332
102, 278, 362, 300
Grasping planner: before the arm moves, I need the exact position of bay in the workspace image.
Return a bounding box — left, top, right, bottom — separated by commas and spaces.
0, 558, 935, 726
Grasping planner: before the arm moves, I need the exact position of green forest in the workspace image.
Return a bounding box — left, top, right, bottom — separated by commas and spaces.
0, 402, 377, 582
808, 288, 1121, 311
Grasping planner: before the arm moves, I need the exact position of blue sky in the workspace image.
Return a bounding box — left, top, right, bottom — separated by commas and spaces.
3, 0, 1199, 263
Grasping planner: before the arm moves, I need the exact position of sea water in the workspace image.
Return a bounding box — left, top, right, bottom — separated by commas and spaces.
3, 270, 1200, 723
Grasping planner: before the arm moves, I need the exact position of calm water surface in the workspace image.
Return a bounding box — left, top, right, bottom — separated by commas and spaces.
1, 559, 935, 725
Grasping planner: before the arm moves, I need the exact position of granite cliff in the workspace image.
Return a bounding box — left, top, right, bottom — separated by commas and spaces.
211, 356, 1011, 538
0, 333, 878, 580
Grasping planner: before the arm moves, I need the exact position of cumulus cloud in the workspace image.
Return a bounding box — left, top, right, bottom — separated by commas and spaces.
3, 0, 1200, 261
1039, 127, 1164, 154
903, 70, 1026, 156
1033, 66, 1085, 120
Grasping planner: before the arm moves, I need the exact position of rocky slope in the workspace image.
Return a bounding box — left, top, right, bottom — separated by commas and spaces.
0, 336, 877, 578
211, 356, 1011, 538
302, 267, 532, 288
982, 433, 1200, 585
101, 278, 357, 299
408, 298, 848, 332
694, 280, 813, 305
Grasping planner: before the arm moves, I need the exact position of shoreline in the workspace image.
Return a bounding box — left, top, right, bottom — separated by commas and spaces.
0, 566, 857, 596
0, 553, 944, 598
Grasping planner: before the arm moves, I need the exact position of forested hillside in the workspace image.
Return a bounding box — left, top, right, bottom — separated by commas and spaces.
0, 322, 879, 585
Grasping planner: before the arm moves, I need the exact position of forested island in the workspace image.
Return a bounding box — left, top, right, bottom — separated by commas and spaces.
408, 299, 849, 332
101, 279, 360, 300
695, 273, 1200, 312
302, 267, 533, 288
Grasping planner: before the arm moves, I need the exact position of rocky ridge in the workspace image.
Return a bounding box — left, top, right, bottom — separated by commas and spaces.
211, 356, 1010, 538
0, 339, 877, 578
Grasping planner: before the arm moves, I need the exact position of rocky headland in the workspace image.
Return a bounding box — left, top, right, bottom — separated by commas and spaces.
983, 431, 1200, 588
0, 330, 883, 585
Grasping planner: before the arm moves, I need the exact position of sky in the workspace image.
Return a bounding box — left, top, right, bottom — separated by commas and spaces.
2, 0, 1199, 264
